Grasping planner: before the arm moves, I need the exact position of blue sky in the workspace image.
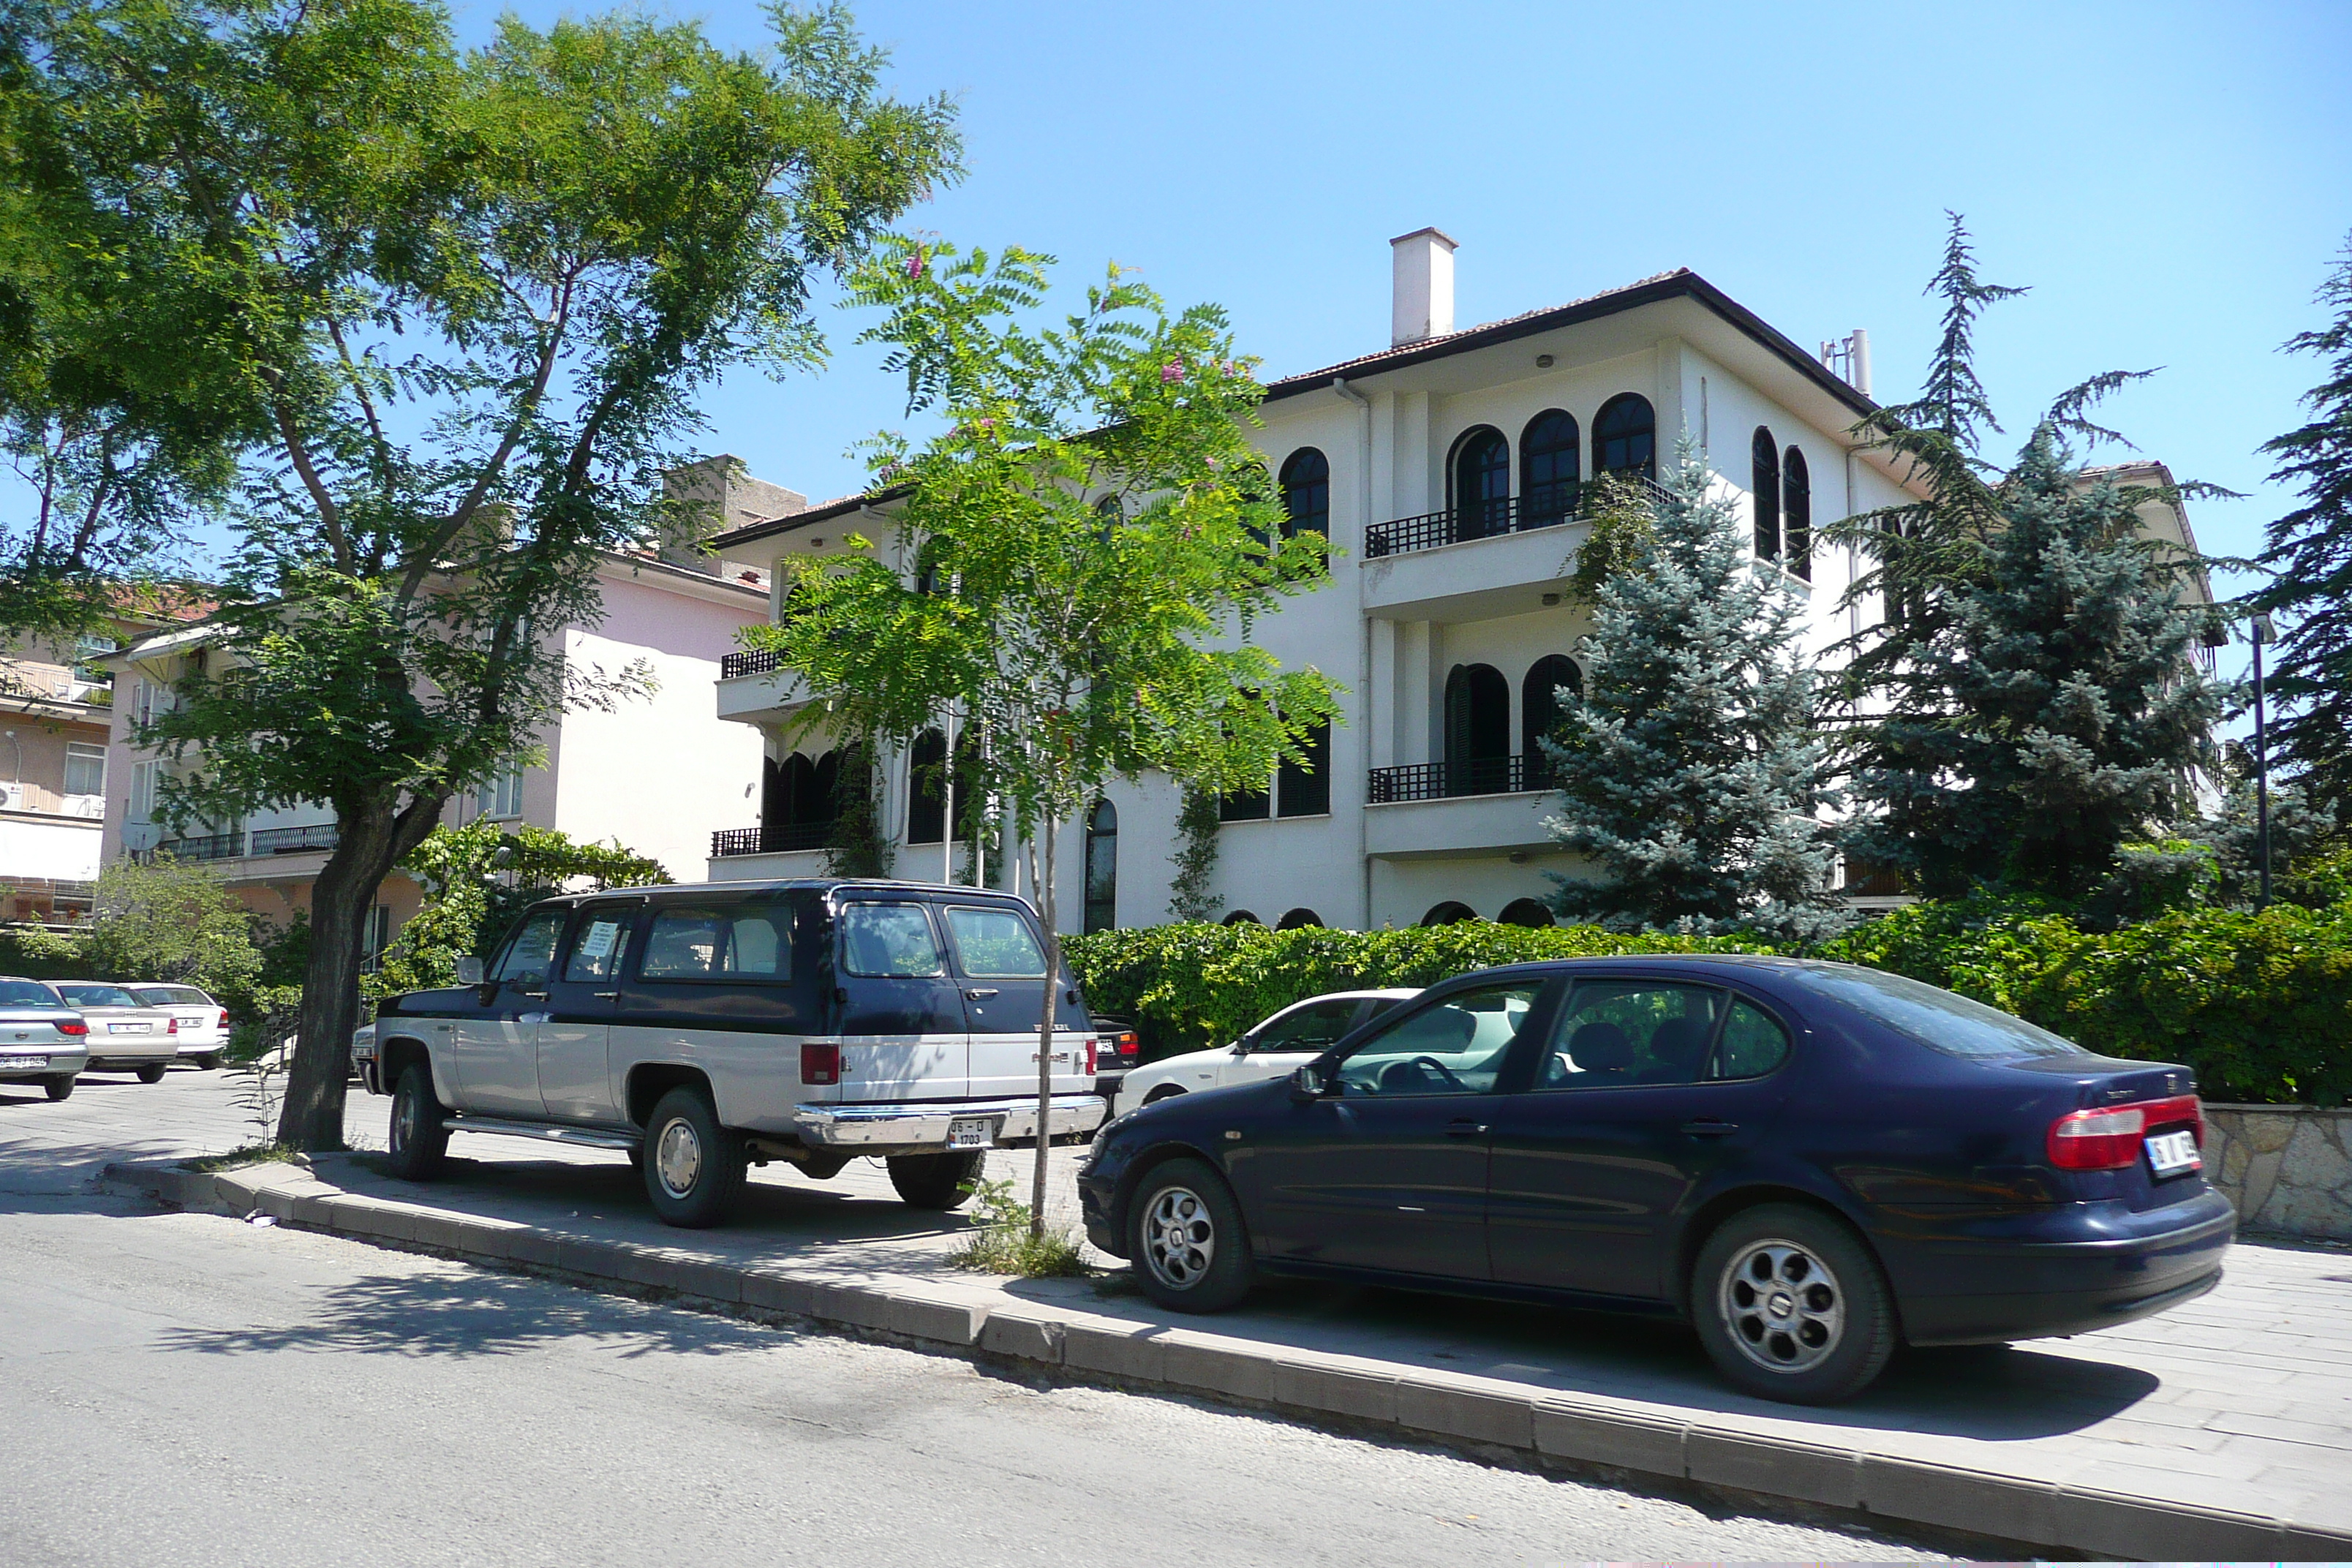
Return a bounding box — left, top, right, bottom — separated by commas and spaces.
500, 2, 2337, 679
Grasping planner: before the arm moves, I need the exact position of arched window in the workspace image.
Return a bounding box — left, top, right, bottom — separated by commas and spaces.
1593, 393, 1656, 479
1752, 427, 1781, 561
1450, 426, 1510, 541
1275, 908, 1322, 930
1279, 448, 1329, 539
761, 754, 786, 830
1498, 897, 1556, 928
1221, 909, 1262, 927
1783, 446, 1812, 581
1521, 410, 1580, 527
905, 729, 946, 844
1443, 663, 1512, 794
1421, 900, 1477, 927
805, 752, 838, 826
1082, 799, 1117, 934
1276, 720, 1331, 818
1520, 655, 1583, 786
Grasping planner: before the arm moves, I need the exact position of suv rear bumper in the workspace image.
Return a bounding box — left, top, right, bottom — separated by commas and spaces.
793, 1093, 1107, 1154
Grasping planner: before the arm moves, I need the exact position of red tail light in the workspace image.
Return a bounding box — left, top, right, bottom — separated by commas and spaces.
1084, 1037, 1098, 1077
167, 1017, 179, 1034
56, 1020, 87, 1036
2048, 1093, 2202, 1170
1114, 1030, 1140, 1063
799, 1042, 840, 1086
218, 1009, 230, 1030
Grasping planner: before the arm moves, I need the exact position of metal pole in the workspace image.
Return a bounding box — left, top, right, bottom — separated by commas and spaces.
2253, 615, 2273, 909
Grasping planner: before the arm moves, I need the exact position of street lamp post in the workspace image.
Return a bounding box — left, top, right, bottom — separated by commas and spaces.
2251, 613, 2274, 909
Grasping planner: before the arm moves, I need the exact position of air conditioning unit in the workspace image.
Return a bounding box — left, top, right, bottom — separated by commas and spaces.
0, 783, 21, 811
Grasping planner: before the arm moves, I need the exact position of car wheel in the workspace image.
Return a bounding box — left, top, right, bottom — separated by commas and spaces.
135, 1063, 167, 1084
195, 1052, 223, 1071
886, 1151, 984, 1209
1127, 1157, 1254, 1313
43, 1074, 73, 1102
1692, 1203, 1896, 1405
385, 1063, 450, 1181
641, 1085, 745, 1229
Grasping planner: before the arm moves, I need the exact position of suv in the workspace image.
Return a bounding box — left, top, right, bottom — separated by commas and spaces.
354, 879, 1108, 1228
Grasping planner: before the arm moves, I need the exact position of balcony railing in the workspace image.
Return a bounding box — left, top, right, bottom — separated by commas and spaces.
1363, 475, 1672, 559
712, 821, 834, 859
251, 823, 339, 855
1367, 753, 1555, 803
719, 647, 789, 680
157, 831, 244, 862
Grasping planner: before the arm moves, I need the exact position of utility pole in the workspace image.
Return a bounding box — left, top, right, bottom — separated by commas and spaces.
2252, 613, 2274, 909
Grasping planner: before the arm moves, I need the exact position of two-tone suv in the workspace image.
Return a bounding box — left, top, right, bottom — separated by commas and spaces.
355, 878, 1107, 1227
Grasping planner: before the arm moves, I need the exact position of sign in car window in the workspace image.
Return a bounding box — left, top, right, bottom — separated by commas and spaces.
839, 903, 946, 978
942, 906, 1047, 979
564, 914, 631, 983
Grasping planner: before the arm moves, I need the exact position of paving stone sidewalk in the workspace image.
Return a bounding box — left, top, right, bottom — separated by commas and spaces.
20, 1070, 2352, 1558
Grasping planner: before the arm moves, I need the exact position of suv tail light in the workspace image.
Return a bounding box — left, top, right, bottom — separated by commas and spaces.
2048, 1093, 2202, 1170
1112, 1030, 1140, 1063
799, 1042, 840, 1086
1083, 1037, 1098, 1077
56, 1020, 87, 1036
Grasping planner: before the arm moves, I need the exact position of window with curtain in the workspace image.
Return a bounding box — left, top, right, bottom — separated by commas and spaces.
479, 761, 524, 819
64, 743, 105, 798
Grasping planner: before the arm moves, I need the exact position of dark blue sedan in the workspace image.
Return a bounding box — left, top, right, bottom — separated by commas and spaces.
1076, 956, 2233, 1404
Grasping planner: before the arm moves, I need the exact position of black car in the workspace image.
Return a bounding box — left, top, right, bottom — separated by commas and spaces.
1077, 955, 2232, 1404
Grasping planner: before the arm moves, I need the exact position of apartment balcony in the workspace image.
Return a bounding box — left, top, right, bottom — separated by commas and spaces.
716, 647, 814, 725
712, 821, 834, 859
250, 823, 339, 855
152, 831, 244, 862
1359, 478, 1669, 622
1363, 755, 1558, 862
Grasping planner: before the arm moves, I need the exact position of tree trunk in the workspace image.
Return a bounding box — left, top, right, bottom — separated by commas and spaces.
275, 789, 440, 1150
1030, 808, 1060, 1240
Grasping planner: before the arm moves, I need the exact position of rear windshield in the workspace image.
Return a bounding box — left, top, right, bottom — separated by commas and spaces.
0, 980, 62, 1009
132, 985, 212, 1006
1787, 965, 2087, 1060
54, 982, 140, 1009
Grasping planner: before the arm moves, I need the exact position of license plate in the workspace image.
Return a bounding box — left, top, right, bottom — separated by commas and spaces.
2146, 1129, 2201, 1175
1, 1056, 49, 1071
109, 1022, 149, 1033
946, 1117, 993, 1150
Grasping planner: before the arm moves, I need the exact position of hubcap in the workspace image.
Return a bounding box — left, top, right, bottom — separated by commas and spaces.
392, 1083, 417, 1152
655, 1116, 703, 1199
1719, 1238, 1845, 1375
1141, 1184, 1215, 1291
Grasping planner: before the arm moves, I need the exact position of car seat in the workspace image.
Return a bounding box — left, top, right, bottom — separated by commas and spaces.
1567, 1021, 1635, 1080
1636, 1016, 1711, 1084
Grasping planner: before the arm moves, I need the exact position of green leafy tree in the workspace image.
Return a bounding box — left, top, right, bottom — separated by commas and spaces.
374, 820, 670, 995
2254, 236, 2352, 822
9, 0, 959, 1147
1825, 216, 2226, 900
1541, 440, 1847, 943
747, 239, 1341, 1231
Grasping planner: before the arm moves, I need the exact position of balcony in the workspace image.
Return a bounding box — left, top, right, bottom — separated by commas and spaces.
1359, 477, 1671, 624
1368, 753, 1552, 804
250, 823, 339, 855
1364, 477, 1670, 560
719, 647, 788, 680
712, 821, 834, 859
155, 831, 244, 862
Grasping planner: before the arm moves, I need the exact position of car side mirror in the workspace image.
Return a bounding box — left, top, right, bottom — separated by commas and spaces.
1289, 1063, 1327, 1101
453, 956, 485, 987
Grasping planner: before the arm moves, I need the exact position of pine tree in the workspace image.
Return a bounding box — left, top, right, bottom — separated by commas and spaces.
2255, 236, 2352, 822
1542, 440, 1847, 943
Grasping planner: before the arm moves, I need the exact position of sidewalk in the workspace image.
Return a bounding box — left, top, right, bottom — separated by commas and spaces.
45, 1072, 2352, 1558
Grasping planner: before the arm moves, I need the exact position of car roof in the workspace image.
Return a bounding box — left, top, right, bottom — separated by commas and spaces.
530, 878, 1038, 910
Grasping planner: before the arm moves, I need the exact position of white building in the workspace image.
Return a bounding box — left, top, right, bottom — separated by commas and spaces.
704, 232, 2203, 933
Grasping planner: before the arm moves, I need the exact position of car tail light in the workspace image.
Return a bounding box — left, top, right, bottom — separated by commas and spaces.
2048, 1093, 2202, 1170
1084, 1038, 1098, 1077
218, 1009, 230, 1030
167, 1017, 179, 1034
1113, 1030, 1140, 1063
56, 1020, 87, 1037
800, 1042, 840, 1086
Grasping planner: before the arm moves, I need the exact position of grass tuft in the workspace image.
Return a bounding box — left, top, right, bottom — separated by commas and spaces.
949, 1177, 1089, 1278
183, 1143, 307, 1174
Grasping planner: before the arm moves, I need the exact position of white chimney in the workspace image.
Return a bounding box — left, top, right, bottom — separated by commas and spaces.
1390, 227, 1458, 347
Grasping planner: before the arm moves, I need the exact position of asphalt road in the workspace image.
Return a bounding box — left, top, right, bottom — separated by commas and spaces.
0, 1079, 1940, 1566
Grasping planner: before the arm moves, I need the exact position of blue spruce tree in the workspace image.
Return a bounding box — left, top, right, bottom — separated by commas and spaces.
1542, 440, 1848, 942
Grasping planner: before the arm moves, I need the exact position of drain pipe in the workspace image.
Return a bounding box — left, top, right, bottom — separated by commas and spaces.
1332, 377, 1375, 930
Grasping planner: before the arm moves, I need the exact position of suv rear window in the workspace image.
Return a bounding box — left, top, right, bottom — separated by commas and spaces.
641, 901, 794, 980
838, 903, 945, 978
942, 905, 1046, 979
1787, 965, 2087, 1060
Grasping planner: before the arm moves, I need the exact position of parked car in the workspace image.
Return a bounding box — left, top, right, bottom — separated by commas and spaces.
49, 981, 178, 1082
124, 984, 230, 1071
1078, 955, 2233, 1406
0, 978, 90, 1101
355, 879, 1109, 1228
1110, 990, 1419, 1115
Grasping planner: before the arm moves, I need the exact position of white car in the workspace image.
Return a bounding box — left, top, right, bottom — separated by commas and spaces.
1111, 989, 1420, 1112
48, 981, 179, 1082
125, 984, 230, 1070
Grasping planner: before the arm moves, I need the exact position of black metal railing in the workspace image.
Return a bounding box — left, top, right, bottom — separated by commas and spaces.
250, 823, 339, 855
718, 647, 789, 680
157, 831, 244, 862
1363, 475, 1672, 559
1367, 753, 1553, 803
712, 821, 834, 858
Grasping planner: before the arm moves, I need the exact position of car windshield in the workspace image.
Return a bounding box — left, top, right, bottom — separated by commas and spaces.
0, 980, 62, 1009
55, 982, 140, 1009
1787, 965, 2088, 1060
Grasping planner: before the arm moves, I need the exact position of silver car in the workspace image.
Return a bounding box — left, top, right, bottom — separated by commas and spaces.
0, 977, 91, 1101
50, 981, 178, 1082
125, 983, 230, 1070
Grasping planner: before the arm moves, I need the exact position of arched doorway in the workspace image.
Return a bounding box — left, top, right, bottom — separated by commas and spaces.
1498, 897, 1555, 928
1420, 900, 1477, 927
1444, 663, 1512, 794
1593, 393, 1656, 480
1221, 910, 1262, 927
1521, 655, 1583, 787
1450, 426, 1510, 542
1082, 799, 1117, 934
1275, 908, 1322, 930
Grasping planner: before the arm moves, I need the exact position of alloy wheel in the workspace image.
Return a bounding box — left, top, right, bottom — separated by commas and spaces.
1141, 1184, 1215, 1291
1718, 1237, 1845, 1375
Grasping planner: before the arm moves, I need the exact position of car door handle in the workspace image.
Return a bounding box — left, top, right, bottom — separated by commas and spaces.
1445, 1118, 1488, 1137
592, 991, 618, 1000
965, 988, 999, 999
1681, 1119, 1739, 1137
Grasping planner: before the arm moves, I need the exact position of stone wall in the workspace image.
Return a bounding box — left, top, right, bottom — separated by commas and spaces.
2204, 1104, 2352, 1241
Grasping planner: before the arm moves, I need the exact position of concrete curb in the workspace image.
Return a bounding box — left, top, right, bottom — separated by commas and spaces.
108, 1157, 2349, 1559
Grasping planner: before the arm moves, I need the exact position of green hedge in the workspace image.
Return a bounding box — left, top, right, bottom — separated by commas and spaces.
1064, 900, 2352, 1106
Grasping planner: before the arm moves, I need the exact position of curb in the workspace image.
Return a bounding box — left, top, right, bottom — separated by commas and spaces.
108, 1158, 2348, 1560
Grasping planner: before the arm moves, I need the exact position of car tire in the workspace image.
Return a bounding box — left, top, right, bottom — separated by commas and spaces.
1127, 1157, 1254, 1313
195, 1052, 223, 1071
43, 1074, 73, 1102
886, 1151, 984, 1209
135, 1063, 167, 1084
385, 1063, 451, 1181
1692, 1202, 1896, 1405
641, 1085, 745, 1229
